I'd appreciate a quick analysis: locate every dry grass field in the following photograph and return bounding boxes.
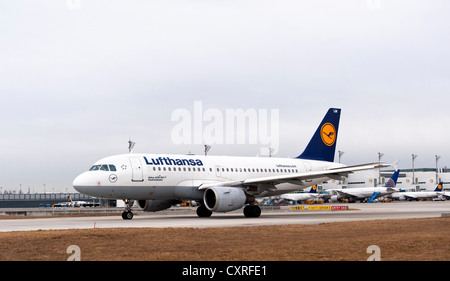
[1,217,449,261]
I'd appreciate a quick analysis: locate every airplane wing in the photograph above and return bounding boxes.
[402,194,419,200]
[386,187,399,193]
[442,192,450,200]
[333,189,362,199]
[198,162,392,195]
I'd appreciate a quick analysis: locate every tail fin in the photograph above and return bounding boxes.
[309,185,318,194]
[434,182,444,192]
[384,170,400,188]
[297,108,341,162]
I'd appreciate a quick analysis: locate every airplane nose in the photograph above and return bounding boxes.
[73,172,93,195]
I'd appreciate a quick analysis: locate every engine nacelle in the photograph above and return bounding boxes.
[137,199,177,212]
[330,195,339,202]
[203,187,247,212]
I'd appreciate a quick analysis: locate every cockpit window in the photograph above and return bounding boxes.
[89,165,101,171]
[100,165,109,171]
[89,164,117,171]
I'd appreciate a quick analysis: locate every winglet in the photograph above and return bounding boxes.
[390,160,400,171]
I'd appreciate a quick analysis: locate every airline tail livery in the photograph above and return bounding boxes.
[73,108,393,219]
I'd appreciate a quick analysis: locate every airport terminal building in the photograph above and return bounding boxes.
[0,193,111,209]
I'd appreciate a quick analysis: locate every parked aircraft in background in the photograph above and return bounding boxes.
[391,182,445,201]
[280,185,321,203]
[328,170,400,203]
[52,196,100,208]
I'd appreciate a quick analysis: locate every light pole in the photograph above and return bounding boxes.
[128,139,135,154]
[338,151,345,163]
[378,152,384,187]
[436,155,441,183]
[411,154,418,185]
[204,145,211,156]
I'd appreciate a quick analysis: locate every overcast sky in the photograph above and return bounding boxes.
[1,0,449,193]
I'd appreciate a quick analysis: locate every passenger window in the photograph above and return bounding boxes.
[109,165,117,171]
[100,165,109,171]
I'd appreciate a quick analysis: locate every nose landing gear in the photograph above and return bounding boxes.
[121,199,134,220]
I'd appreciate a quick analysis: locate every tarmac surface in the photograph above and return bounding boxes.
[1,201,449,232]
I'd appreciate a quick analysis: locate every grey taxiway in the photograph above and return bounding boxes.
[1,201,449,232]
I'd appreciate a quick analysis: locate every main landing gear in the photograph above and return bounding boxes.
[243,205,261,218]
[196,204,212,217]
[195,204,261,218]
[122,199,134,220]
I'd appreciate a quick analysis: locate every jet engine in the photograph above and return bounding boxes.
[203,187,247,212]
[330,195,339,202]
[137,199,178,212]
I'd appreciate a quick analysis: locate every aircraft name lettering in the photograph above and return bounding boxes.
[148,175,166,182]
[144,156,204,166]
[276,164,297,168]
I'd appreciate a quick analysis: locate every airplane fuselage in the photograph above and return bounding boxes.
[329,187,398,199]
[391,191,443,200]
[73,153,343,201]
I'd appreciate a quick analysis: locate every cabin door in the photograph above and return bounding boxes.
[130,157,144,182]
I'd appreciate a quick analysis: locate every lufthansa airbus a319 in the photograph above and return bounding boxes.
[73,108,395,220]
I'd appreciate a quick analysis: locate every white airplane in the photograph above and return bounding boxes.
[73,108,394,219]
[280,185,321,203]
[327,170,400,203]
[52,196,98,208]
[391,182,445,201]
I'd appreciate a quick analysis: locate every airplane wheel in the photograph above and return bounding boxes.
[244,205,261,218]
[122,211,134,220]
[196,205,212,217]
